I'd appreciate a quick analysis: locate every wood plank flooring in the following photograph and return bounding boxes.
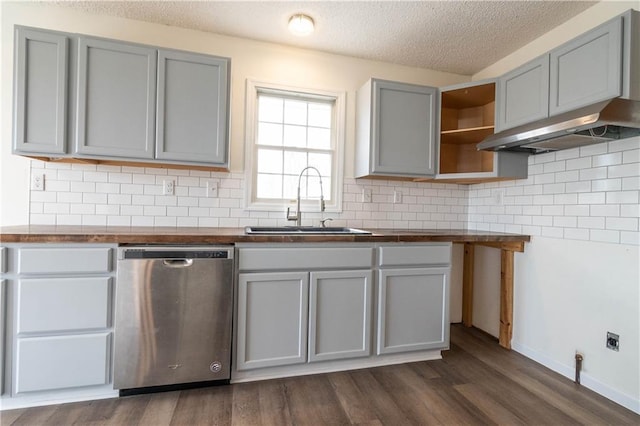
[3,325,639,425]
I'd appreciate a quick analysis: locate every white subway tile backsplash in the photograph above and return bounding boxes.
[27,139,639,245]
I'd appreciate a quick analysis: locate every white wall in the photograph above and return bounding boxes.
[471,1,640,413]
[0,1,468,227]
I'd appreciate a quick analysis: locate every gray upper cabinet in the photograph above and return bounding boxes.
[156,50,229,166]
[76,37,156,159]
[549,16,623,116]
[496,55,550,132]
[13,27,68,155]
[356,78,437,178]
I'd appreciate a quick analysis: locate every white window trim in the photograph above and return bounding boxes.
[244,78,345,213]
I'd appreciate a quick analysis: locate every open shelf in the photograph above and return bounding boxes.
[439,81,496,175]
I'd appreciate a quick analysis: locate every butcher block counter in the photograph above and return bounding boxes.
[1,226,528,349]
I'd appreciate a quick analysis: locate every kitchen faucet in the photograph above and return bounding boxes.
[286,166,325,226]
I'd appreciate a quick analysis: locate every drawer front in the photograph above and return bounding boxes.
[0,247,5,273]
[239,246,373,271]
[15,333,111,394]
[379,244,451,267]
[17,277,111,333]
[17,247,112,274]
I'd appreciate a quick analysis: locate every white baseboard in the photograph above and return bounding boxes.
[512,341,640,415]
[0,388,118,411]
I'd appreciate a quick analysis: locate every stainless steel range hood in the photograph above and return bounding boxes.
[478,98,640,154]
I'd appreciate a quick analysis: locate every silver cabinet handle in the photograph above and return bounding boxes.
[162,259,194,268]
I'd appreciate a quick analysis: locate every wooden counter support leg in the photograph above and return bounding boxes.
[499,249,515,349]
[462,243,475,327]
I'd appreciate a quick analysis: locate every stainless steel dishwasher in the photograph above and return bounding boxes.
[114,246,233,393]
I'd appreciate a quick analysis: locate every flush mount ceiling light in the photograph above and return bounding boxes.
[288,14,315,36]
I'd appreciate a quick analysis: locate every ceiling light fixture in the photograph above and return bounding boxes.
[288,14,315,36]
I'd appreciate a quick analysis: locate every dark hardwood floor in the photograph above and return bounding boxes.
[3,325,639,425]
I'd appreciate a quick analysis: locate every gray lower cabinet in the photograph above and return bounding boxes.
[1,244,115,398]
[236,272,309,371]
[13,27,68,155]
[549,15,623,115]
[308,270,372,362]
[377,268,449,354]
[356,78,437,178]
[496,55,550,132]
[156,50,229,166]
[76,37,156,159]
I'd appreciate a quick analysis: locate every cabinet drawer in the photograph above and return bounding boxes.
[0,247,5,273]
[17,247,112,274]
[15,333,111,394]
[17,277,111,333]
[379,244,451,267]
[239,246,373,271]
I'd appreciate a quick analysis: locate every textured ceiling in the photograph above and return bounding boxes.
[45,1,597,75]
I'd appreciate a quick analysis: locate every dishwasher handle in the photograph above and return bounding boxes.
[162,259,194,268]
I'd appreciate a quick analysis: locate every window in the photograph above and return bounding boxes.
[245,80,345,211]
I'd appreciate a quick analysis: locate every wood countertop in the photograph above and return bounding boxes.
[0,225,530,245]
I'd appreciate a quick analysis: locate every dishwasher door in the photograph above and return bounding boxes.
[114,246,233,390]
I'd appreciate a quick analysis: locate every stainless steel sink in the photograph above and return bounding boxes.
[245,226,371,235]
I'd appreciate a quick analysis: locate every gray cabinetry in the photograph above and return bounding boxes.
[549,16,623,115]
[1,244,115,399]
[496,55,550,132]
[12,26,231,169]
[76,37,156,159]
[156,50,229,166]
[377,268,449,354]
[377,244,450,355]
[236,271,309,371]
[494,10,638,132]
[308,270,372,362]
[356,79,437,178]
[13,27,68,155]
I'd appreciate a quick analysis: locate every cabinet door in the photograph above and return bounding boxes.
[377,268,449,355]
[496,55,549,132]
[549,17,623,116]
[236,272,308,371]
[156,50,229,165]
[13,27,68,155]
[76,37,156,159]
[14,333,111,394]
[308,270,372,362]
[372,80,437,176]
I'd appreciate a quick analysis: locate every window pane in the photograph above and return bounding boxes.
[256,173,282,199]
[283,175,299,200]
[308,152,332,176]
[258,122,283,146]
[308,103,331,128]
[257,149,283,174]
[283,125,306,148]
[284,150,307,175]
[306,176,322,199]
[307,127,331,149]
[258,96,283,123]
[284,99,307,125]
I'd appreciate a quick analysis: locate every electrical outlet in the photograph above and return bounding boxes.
[393,190,402,204]
[606,332,619,351]
[206,180,218,197]
[493,189,505,206]
[162,180,175,196]
[31,173,45,191]
[361,188,372,203]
